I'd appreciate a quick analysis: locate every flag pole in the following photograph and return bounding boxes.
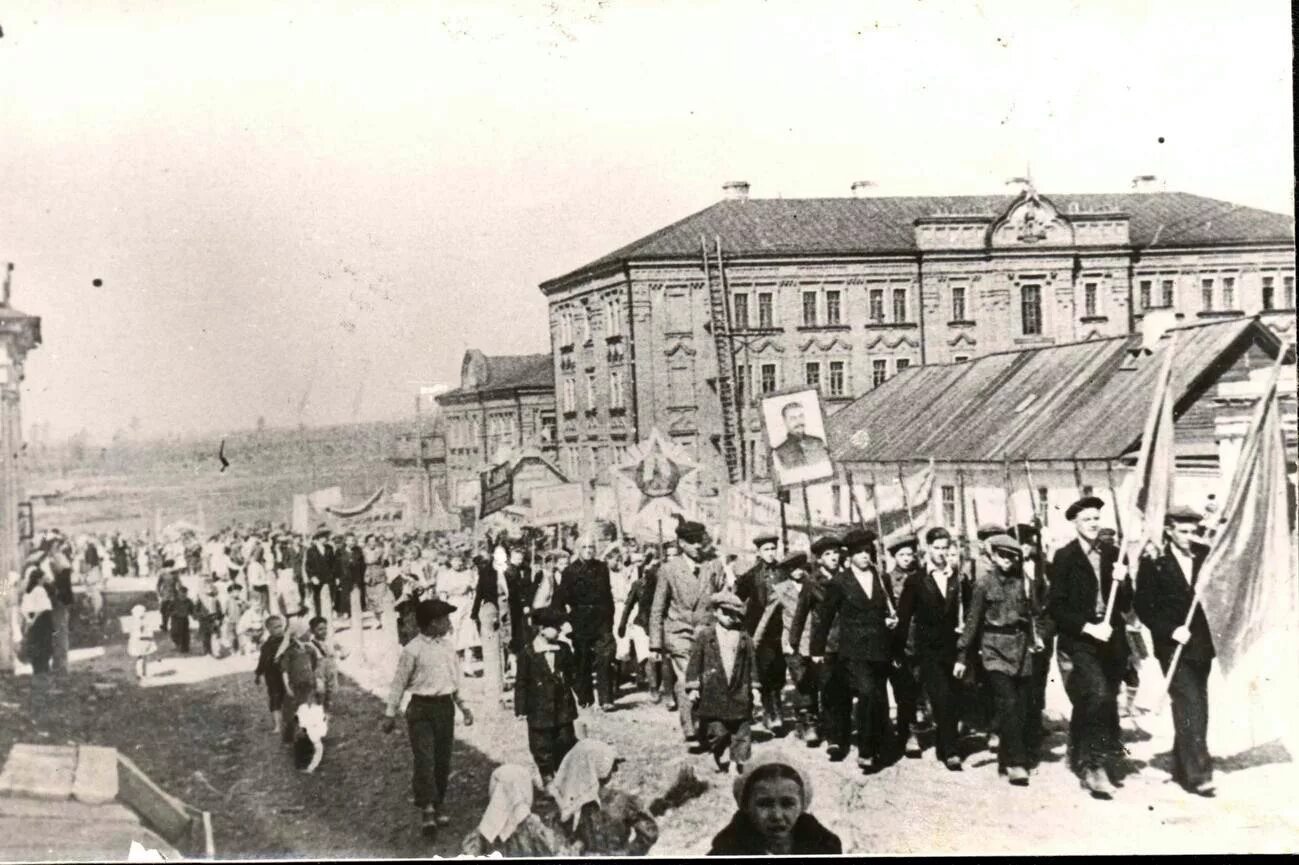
[1156,342,1289,701]
[1105,330,1180,623]
[955,468,969,631]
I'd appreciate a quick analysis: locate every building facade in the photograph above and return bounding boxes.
[538,184,1295,496]
[435,350,557,513]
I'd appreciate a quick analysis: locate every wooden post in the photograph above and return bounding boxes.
[800,485,812,538]
[778,494,789,550]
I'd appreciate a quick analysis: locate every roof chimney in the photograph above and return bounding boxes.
[1131,174,1158,191]
[722,181,750,201]
[850,180,877,197]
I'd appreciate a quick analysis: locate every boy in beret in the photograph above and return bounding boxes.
[788,536,845,750]
[736,534,787,733]
[514,605,580,784]
[686,591,761,773]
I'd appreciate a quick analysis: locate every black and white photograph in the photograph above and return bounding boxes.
[0,0,1295,860]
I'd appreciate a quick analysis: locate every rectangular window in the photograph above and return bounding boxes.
[563,378,575,412]
[1083,282,1098,317]
[952,286,967,321]
[829,360,845,396]
[760,363,777,394]
[804,361,821,389]
[585,373,597,409]
[825,290,842,325]
[1222,277,1235,310]
[869,289,885,322]
[732,293,749,329]
[872,359,887,387]
[540,411,556,443]
[606,297,622,337]
[665,291,689,333]
[588,447,599,479]
[1021,284,1042,335]
[735,365,750,404]
[1161,279,1175,307]
[1037,487,1049,523]
[1139,280,1152,310]
[667,366,693,405]
[1262,276,1275,311]
[895,358,911,374]
[892,288,908,323]
[559,312,572,346]
[831,483,842,518]
[802,291,818,327]
[1201,278,1214,311]
[757,292,774,328]
[1285,276,1296,308]
[609,370,623,408]
[941,485,957,527]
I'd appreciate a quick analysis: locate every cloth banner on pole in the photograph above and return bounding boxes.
[531,482,586,526]
[852,462,934,546]
[324,488,385,518]
[1125,333,1179,556]
[479,463,514,519]
[307,486,343,511]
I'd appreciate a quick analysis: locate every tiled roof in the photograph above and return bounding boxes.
[438,353,553,401]
[826,317,1283,465]
[541,192,1295,290]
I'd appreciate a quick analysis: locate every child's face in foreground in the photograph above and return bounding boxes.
[266,619,285,638]
[312,622,328,641]
[745,777,804,844]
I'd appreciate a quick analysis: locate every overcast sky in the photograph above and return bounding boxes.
[1,0,1292,443]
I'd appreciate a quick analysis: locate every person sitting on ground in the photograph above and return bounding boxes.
[515,606,581,785]
[254,615,288,735]
[127,604,158,680]
[707,751,842,855]
[686,591,761,775]
[550,739,658,856]
[460,764,578,857]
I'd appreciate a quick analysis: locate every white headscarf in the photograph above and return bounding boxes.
[732,748,814,809]
[552,740,618,829]
[477,764,535,844]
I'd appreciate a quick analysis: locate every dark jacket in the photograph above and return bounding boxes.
[686,624,757,721]
[1134,545,1214,663]
[736,559,784,651]
[514,642,579,729]
[305,543,336,586]
[788,568,837,655]
[343,546,366,587]
[556,558,615,641]
[255,635,286,695]
[617,572,656,636]
[708,811,842,856]
[957,565,1034,677]
[809,565,894,663]
[1048,538,1131,666]
[897,566,961,664]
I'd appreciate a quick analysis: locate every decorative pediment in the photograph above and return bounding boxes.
[948,332,978,348]
[990,191,1075,248]
[1081,329,1105,341]
[799,336,854,353]
[747,338,785,354]
[864,333,921,350]
[663,340,696,358]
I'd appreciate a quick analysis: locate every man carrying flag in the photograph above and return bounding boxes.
[1134,506,1215,796]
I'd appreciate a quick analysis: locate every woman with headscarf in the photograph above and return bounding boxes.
[460,765,577,857]
[276,616,319,745]
[707,750,842,855]
[550,740,658,856]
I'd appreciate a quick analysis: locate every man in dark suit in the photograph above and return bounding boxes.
[735,534,787,732]
[810,528,898,773]
[304,528,336,619]
[1134,506,1216,797]
[788,536,843,750]
[771,401,830,474]
[1048,496,1132,800]
[556,535,617,710]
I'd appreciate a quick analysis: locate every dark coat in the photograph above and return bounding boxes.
[617,572,655,636]
[708,811,842,856]
[957,566,1035,677]
[514,642,579,730]
[686,624,757,721]
[809,565,894,663]
[254,635,287,695]
[736,559,784,650]
[1135,545,1214,663]
[1048,538,1131,666]
[471,562,531,651]
[304,543,337,587]
[788,568,837,655]
[343,546,366,587]
[897,566,961,664]
[556,558,615,642]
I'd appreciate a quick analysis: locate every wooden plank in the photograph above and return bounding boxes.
[0,744,77,800]
[0,795,139,824]
[115,753,194,844]
[72,745,119,805]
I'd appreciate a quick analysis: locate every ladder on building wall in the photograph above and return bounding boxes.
[702,235,742,484]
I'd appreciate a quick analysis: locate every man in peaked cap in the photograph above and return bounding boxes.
[1133,505,1216,797]
[735,534,787,732]
[650,519,728,742]
[1049,495,1132,800]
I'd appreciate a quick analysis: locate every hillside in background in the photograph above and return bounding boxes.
[25,420,415,536]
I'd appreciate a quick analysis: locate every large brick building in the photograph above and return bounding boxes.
[538,183,1295,494]
[435,350,557,512]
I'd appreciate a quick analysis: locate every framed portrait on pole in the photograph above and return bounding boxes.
[760,386,834,490]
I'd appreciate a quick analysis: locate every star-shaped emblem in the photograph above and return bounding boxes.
[619,436,695,511]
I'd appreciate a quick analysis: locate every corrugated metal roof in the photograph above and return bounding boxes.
[438,353,554,401]
[827,317,1282,465]
[542,192,1296,289]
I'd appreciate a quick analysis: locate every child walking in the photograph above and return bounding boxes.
[685,591,761,775]
[127,604,157,680]
[254,615,288,736]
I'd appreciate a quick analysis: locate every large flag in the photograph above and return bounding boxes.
[848,462,934,547]
[1194,361,1298,750]
[1125,331,1179,555]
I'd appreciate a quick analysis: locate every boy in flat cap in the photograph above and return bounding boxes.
[955,534,1037,785]
[788,536,846,750]
[1049,496,1132,800]
[755,551,816,740]
[1134,505,1216,796]
[650,520,728,743]
[686,591,761,773]
[736,534,787,733]
[514,605,580,784]
[384,598,476,836]
[886,532,926,758]
[810,528,897,772]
